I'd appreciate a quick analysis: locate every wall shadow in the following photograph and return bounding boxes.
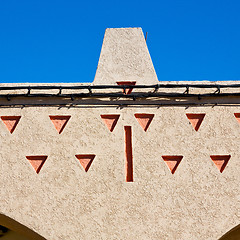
[219,224,240,240]
[0,214,46,240]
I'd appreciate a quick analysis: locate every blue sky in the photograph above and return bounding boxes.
[0,0,239,83]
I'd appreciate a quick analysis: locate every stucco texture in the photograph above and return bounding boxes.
[0,101,239,240]
[0,28,239,240]
[93,28,158,85]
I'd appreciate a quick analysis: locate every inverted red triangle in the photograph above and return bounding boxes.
[162,155,183,174]
[134,113,154,132]
[26,155,48,174]
[210,155,231,173]
[186,113,205,131]
[75,154,95,172]
[1,116,21,134]
[49,115,71,134]
[234,113,240,124]
[116,81,136,95]
[101,114,120,132]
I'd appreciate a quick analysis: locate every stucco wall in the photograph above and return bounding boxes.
[93,27,158,85]
[0,28,239,240]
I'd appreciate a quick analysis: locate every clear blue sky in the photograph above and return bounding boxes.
[0,0,239,83]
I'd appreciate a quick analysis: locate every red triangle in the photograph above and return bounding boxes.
[101,114,120,132]
[134,113,154,131]
[210,155,231,173]
[26,155,48,174]
[75,154,95,172]
[162,156,183,174]
[186,113,205,131]
[1,116,21,134]
[49,115,71,134]
[234,113,240,124]
[116,81,136,94]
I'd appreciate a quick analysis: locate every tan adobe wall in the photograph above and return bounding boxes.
[0,28,239,240]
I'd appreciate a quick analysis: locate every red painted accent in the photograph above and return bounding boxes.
[210,155,231,173]
[101,114,120,132]
[49,115,71,134]
[234,113,240,124]
[1,116,21,134]
[162,155,183,174]
[186,113,205,131]
[134,113,154,132]
[26,155,48,174]
[75,154,95,172]
[125,126,133,182]
[116,81,136,94]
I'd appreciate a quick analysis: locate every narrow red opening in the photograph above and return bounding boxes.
[124,126,133,182]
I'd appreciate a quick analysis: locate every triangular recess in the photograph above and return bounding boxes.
[1,116,21,134]
[75,154,95,172]
[49,115,71,134]
[162,156,183,174]
[234,113,240,124]
[116,81,136,95]
[26,155,48,174]
[101,114,120,132]
[186,113,205,131]
[134,113,154,132]
[210,155,231,173]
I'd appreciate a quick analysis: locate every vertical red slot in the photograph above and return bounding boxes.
[125,126,133,182]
